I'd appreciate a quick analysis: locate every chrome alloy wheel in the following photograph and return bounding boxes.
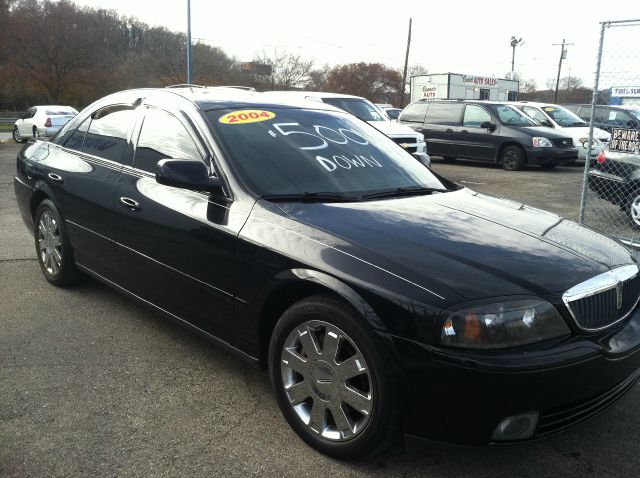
[38,210,63,274]
[280,320,373,442]
[631,195,640,226]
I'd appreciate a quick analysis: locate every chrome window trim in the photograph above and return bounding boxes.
[562,264,640,332]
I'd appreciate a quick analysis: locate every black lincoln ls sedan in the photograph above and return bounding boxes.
[13,86,640,460]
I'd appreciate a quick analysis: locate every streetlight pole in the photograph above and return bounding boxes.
[510,36,523,80]
[186,0,192,84]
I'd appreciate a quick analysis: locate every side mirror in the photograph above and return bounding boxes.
[156,159,227,199]
[481,121,497,132]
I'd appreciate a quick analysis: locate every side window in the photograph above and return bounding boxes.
[578,106,593,121]
[61,116,91,151]
[424,103,464,126]
[134,108,202,173]
[522,106,550,126]
[83,107,137,163]
[399,102,429,123]
[462,105,492,128]
[26,107,36,119]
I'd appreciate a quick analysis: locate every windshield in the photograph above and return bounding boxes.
[628,109,640,122]
[542,105,586,127]
[320,98,387,122]
[486,105,537,126]
[385,109,401,120]
[207,107,446,198]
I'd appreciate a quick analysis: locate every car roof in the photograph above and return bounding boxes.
[33,105,77,110]
[563,103,640,112]
[85,86,347,114]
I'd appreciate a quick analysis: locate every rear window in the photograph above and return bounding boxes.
[399,103,429,123]
[45,109,77,116]
[424,103,463,126]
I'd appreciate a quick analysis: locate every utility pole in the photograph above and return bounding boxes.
[553,39,573,102]
[186,0,192,84]
[400,18,412,108]
[510,36,524,79]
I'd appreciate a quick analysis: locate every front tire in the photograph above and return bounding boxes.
[34,200,81,287]
[500,145,526,171]
[269,294,400,460]
[627,191,640,230]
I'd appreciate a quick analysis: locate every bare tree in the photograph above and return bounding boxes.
[326,62,403,104]
[252,50,314,90]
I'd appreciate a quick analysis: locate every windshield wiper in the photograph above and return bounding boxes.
[260,192,358,202]
[361,186,449,200]
[569,121,588,127]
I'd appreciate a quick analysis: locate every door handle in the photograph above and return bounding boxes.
[461,130,469,134]
[119,197,141,211]
[48,173,64,183]
[445,129,454,133]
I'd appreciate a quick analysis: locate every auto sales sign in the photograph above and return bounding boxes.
[610,128,640,154]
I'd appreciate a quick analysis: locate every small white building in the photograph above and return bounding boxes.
[410,73,519,103]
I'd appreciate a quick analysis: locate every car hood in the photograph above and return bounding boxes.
[367,120,419,137]
[559,126,611,141]
[519,126,579,139]
[276,189,635,301]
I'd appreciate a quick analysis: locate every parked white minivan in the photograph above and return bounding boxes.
[511,102,610,161]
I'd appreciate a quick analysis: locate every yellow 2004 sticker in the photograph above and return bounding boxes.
[219,110,275,124]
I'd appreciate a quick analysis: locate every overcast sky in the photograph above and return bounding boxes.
[77,0,640,89]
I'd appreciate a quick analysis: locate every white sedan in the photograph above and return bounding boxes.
[13,105,78,142]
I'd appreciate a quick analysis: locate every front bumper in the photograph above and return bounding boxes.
[390,307,640,447]
[526,147,579,165]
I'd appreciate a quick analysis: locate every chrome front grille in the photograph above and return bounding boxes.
[562,264,640,331]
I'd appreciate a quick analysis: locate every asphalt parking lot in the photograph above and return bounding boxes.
[1,142,639,477]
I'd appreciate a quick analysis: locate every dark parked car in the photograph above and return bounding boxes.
[399,100,579,170]
[588,149,640,227]
[564,104,640,134]
[13,87,640,459]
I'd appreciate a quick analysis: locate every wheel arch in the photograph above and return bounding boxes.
[256,269,386,368]
[30,182,57,220]
[496,141,527,165]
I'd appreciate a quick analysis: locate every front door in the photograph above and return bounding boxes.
[456,104,499,160]
[114,106,238,341]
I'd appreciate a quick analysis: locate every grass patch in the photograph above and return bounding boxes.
[0,123,14,131]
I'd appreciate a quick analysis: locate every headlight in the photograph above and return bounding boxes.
[440,299,570,349]
[532,137,553,148]
[417,133,425,143]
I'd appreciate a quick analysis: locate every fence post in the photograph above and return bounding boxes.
[579,21,607,225]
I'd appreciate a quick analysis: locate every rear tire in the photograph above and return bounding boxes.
[268,294,401,460]
[500,145,526,171]
[13,126,26,143]
[34,200,81,287]
[33,127,40,139]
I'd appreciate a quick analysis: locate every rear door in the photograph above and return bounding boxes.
[46,104,139,276]
[114,106,236,340]
[421,102,463,156]
[456,104,499,160]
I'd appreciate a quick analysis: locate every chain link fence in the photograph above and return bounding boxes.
[579,19,640,247]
